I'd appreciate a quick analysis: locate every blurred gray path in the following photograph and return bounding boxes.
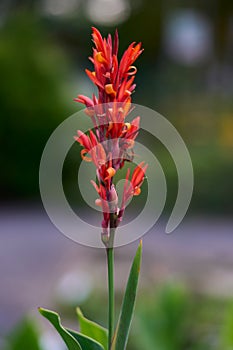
[0,203,233,334]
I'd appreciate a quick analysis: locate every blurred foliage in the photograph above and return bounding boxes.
[75,283,233,350]
[0,12,74,198]
[0,1,232,214]
[4,284,233,350]
[131,285,191,350]
[221,301,233,349]
[3,318,41,350]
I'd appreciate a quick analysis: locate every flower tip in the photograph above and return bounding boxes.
[95,199,102,207]
[91,26,97,32]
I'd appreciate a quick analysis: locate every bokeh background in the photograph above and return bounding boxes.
[0,0,233,349]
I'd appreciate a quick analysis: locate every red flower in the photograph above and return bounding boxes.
[118,162,148,222]
[74,28,147,241]
[83,27,143,104]
[74,27,143,138]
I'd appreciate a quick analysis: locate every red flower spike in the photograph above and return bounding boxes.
[74,28,147,241]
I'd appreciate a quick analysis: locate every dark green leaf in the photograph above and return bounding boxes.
[76,307,108,350]
[38,308,82,350]
[111,240,142,350]
[67,329,105,350]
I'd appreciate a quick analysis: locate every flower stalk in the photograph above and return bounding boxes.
[107,245,115,349]
[106,214,116,348]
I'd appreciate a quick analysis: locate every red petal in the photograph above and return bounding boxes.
[85,69,104,89]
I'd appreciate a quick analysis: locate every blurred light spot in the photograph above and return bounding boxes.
[85,0,130,25]
[40,331,66,350]
[56,271,93,304]
[219,116,233,148]
[42,0,80,16]
[163,9,213,65]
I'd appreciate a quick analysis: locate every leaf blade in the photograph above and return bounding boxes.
[76,308,108,350]
[111,240,142,350]
[38,307,82,350]
[67,328,105,350]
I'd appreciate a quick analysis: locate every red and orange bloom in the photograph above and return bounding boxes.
[74,27,147,243]
[118,162,148,222]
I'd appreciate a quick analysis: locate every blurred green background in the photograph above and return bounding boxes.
[4,282,233,350]
[0,0,233,349]
[0,0,232,212]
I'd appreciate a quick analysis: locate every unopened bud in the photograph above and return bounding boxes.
[109,184,118,202]
[101,228,110,245]
[109,185,118,211]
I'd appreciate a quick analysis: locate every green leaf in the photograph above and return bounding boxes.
[111,240,142,350]
[38,308,82,350]
[221,302,233,348]
[6,318,41,350]
[76,307,108,350]
[67,329,105,350]
[39,307,105,350]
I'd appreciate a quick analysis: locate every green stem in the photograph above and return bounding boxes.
[107,245,114,349]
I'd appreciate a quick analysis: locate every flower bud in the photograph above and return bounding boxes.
[109,185,118,209]
[101,227,110,246]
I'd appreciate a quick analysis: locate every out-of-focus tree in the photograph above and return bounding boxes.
[0,12,72,198]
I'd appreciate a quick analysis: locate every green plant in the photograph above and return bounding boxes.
[3,318,41,350]
[39,27,145,350]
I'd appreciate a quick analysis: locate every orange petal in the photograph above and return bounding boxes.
[105,167,116,180]
[133,187,141,196]
[81,149,92,162]
[95,52,107,64]
[108,122,113,131]
[97,143,107,164]
[127,66,137,75]
[105,84,116,96]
